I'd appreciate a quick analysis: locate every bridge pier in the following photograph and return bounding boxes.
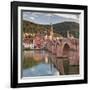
[56,44,63,58]
[69,50,79,65]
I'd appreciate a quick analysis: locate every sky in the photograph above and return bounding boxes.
[22,11,80,25]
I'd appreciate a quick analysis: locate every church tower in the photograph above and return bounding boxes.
[67,31,70,38]
[49,23,54,40]
[50,23,54,36]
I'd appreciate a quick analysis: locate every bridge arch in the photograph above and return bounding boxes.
[62,43,70,57]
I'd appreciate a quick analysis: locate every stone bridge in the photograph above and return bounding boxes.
[46,38,79,65]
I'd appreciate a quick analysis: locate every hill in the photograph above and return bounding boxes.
[22,20,79,38]
[53,22,79,38]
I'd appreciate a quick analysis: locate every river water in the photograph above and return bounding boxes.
[22,50,79,77]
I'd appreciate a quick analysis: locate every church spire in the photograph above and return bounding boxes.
[50,23,53,31]
[50,23,53,37]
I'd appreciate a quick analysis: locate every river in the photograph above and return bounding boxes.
[22,50,79,77]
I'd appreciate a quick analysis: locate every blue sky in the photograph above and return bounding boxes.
[23,11,79,25]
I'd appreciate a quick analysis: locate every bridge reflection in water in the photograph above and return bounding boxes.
[22,50,79,77]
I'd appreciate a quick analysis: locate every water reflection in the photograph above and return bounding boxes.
[22,50,59,77]
[22,50,79,77]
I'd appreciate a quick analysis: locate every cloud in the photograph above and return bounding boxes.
[29,16,35,20]
[50,13,79,23]
[22,11,79,24]
[23,12,36,21]
[45,13,52,16]
[55,13,79,21]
